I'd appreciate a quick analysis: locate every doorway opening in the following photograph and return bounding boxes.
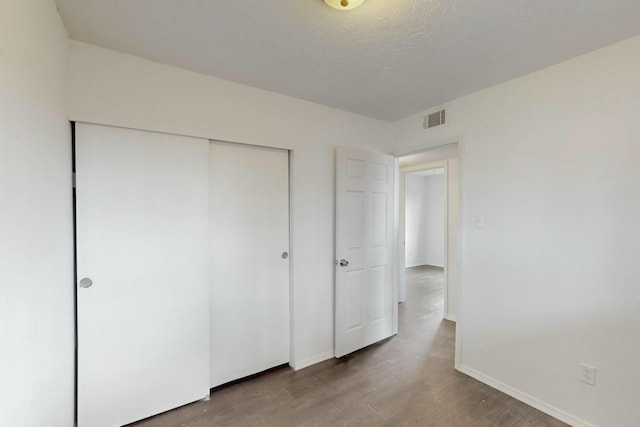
[404,166,446,319]
[396,142,460,328]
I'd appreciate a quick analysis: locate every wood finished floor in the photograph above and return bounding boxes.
[133,266,567,427]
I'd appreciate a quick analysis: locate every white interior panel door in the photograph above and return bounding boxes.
[335,146,395,358]
[209,141,290,388]
[76,123,210,427]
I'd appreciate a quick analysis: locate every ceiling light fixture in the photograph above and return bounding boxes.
[324,0,366,11]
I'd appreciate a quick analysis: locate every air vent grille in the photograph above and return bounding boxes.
[424,109,446,129]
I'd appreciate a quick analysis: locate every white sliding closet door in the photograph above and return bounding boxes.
[209,141,290,388]
[76,123,210,427]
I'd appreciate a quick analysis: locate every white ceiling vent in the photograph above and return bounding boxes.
[423,109,446,129]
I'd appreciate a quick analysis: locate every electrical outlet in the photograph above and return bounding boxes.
[580,363,596,386]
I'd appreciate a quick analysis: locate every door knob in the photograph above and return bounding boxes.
[79,278,93,288]
[282,252,289,259]
[339,259,349,267]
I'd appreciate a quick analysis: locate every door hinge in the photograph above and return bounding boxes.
[72,172,76,188]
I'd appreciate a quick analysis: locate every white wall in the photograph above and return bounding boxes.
[404,173,444,268]
[0,1,73,426]
[392,34,640,427]
[67,41,393,369]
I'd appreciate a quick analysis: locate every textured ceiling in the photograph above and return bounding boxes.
[55,0,640,121]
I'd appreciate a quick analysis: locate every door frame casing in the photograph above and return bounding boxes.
[394,137,464,370]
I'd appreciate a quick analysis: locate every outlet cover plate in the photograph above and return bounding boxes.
[580,363,596,386]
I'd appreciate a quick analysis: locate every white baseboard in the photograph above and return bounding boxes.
[290,351,334,371]
[457,365,595,427]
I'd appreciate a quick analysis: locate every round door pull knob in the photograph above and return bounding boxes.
[339,259,349,267]
[282,252,289,259]
[79,278,93,288]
